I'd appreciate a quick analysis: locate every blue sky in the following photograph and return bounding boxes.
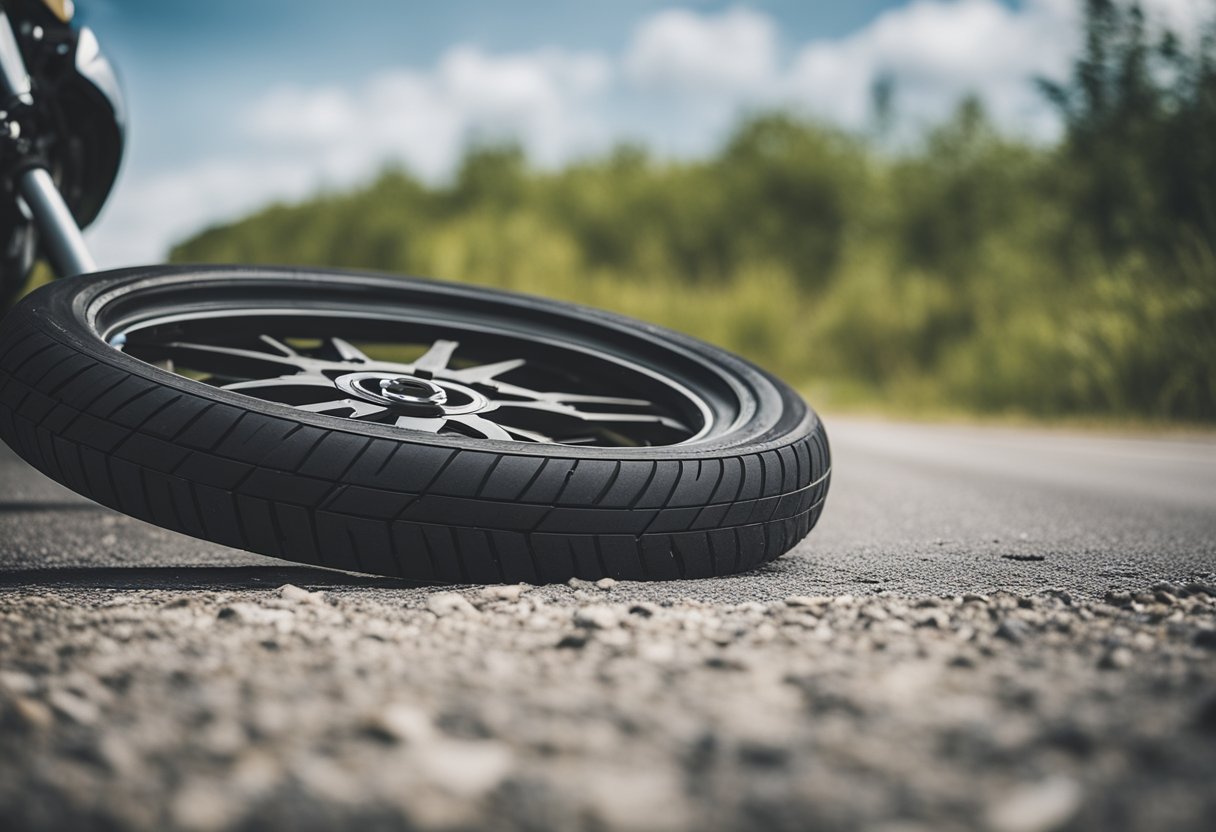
[73,0,1206,267]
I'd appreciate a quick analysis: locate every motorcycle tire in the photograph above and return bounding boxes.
[0,266,830,583]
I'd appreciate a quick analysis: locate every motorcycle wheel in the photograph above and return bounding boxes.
[0,266,830,583]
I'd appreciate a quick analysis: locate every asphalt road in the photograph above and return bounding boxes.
[1,417,1214,597]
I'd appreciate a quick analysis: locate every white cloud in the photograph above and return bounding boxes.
[624,7,778,95]
[1141,0,1215,37]
[88,46,612,266]
[247,46,612,180]
[84,0,1215,268]
[785,0,1081,134]
[86,158,318,267]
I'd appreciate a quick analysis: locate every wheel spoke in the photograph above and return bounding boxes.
[490,380,651,408]
[501,425,556,443]
[446,414,515,441]
[331,337,369,363]
[413,339,459,373]
[491,400,689,432]
[298,399,387,419]
[394,415,446,433]
[220,373,335,392]
[258,335,299,357]
[545,392,652,407]
[450,358,525,383]
[159,341,311,375]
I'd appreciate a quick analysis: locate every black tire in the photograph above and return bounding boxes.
[0,266,830,583]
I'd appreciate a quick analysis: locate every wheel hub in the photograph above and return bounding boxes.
[333,371,489,417]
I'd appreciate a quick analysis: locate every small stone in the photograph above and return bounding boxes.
[916,611,950,629]
[425,739,513,799]
[216,606,239,620]
[278,584,323,603]
[595,578,618,590]
[629,603,657,618]
[638,641,677,663]
[986,777,1081,832]
[962,593,989,605]
[427,592,478,617]
[784,596,825,609]
[48,689,99,725]
[996,619,1030,644]
[1098,647,1133,670]
[0,670,37,695]
[574,605,620,629]
[557,632,588,649]
[582,767,691,832]
[171,780,237,832]
[1046,590,1073,606]
[737,739,789,768]
[1193,629,1216,650]
[364,703,435,744]
[704,654,748,671]
[96,734,141,776]
[6,695,52,730]
[480,584,524,603]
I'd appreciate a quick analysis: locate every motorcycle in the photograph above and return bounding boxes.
[0,0,830,583]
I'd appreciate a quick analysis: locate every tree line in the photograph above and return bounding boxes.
[172,1,1216,421]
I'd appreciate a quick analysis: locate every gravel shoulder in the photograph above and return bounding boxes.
[2,580,1216,831]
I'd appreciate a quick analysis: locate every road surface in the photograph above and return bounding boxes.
[2,418,1214,597]
[2,418,1215,832]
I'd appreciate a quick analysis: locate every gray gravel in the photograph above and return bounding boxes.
[3,582,1216,831]
[2,419,1216,830]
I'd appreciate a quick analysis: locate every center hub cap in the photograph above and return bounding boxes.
[380,376,447,410]
[333,371,489,417]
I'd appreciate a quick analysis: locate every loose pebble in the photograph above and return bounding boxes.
[574,605,620,630]
[426,592,478,617]
[1098,647,1134,670]
[277,584,324,604]
[986,777,1081,832]
[6,696,53,731]
[480,584,526,603]
[363,702,435,744]
[996,618,1031,644]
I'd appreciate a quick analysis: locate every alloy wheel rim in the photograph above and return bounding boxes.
[111,310,714,448]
